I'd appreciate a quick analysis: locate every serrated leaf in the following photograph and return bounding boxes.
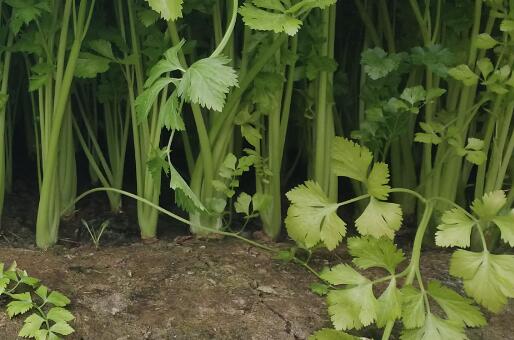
[401,86,426,105]
[161,91,185,131]
[401,313,467,340]
[285,181,346,250]
[320,264,368,286]
[347,236,405,273]
[401,286,426,329]
[435,209,475,248]
[366,162,391,200]
[471,190,506,220]
[145,0,183,21]
[49,321,74,335]
[19,313,45,338]
[327,284,377,330]
[331,137,372,182]
[235,192,252,215]
[427,280,486,327]
[177,56,238,112]
[239,4,302,36]
[493,214,514,247]
[475,33,499,49]
[309,328,358,340]
[7,300,33,318]
[47,307,75,323]
[376,278,402,327]
[450,250,514,312]
[355,198,403,239]
[47,291,70,307]
[448,64,479,86]
[500,19,514,32]
[361,48,402,80]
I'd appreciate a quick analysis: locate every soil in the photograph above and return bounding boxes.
[0,184,513,339]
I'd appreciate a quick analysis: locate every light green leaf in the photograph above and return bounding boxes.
[471,190,506,220]
[327,284,377,330]
[426,88,447,102]
[34,329,48,340]
[401,313,467,340]
[47,307,75,323]
[477,58,494,79]
[376,278,402,327]
[320,264,368,286]
[347,236,405,273]
[36,285,48,300]
[355,198,403,239]
[19,313,45,338]
[47,291,70,307]
[160,91,185,131]
[401,86,426,105]
[435,208,475,248]
[331,137,372,182]
[450,250,514,312]
[493,214,514,247]
[500,19,514,32]
[448,64,479,86]
[235,193,252,215]
[401,286,426,329]
[309,328,358,340]
[177,56,238,112]
[285,181,346,250]
[366,162,391,200]
[7,300,33,318]
[427,280,486,327]
[253,0,285,11]
[145,0,183,21]
[239,4,302,36]
[49,321,74,336]
[475,33,499,49]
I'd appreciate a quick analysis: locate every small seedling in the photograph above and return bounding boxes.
[81,219,110,249]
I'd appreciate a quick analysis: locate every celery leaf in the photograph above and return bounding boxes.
[355,198,403,239]
[331,137,372,182]
[285,181,346,250]
[450,250,514,312]
[435,208,475,248]
[347,236,405,273]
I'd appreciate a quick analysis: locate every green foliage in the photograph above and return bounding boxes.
[145,0,183,21]
[0,262,75,339]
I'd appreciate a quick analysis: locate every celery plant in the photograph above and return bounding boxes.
[10,0,97,248]
[284,136,514,338]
